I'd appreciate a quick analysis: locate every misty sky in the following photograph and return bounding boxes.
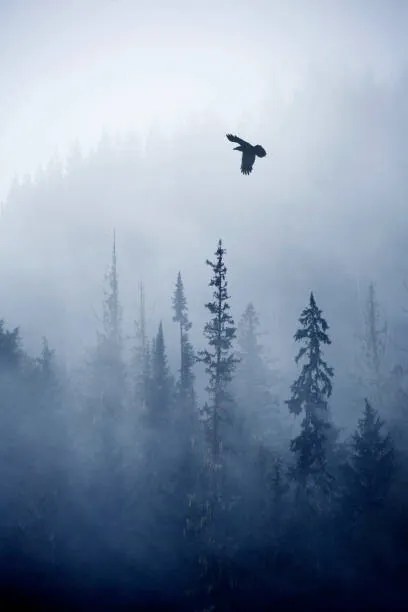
[1,0,407,203]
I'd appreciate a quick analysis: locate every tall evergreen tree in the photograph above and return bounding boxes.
[286,292,334,498]
[35,337,62,414]
[86,231,126,506]
[172,271,195,406]
[0,319,21,369]
[188,241,240,608]
[95,230,125,415]
[361,282,387,408]
[132,282,150,412]
[198,239,238,465]
[149,322,173,424]
[343,399,394,514]
[37,337,56,382]
[235,302,280,446]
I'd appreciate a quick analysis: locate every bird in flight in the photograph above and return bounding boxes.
[226,134,266,175]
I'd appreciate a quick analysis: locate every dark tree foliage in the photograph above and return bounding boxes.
[198,239,238,464]
[187,240,242,609]
[149,321,173,424]
[172,271,195,407]
[0,319,21,369]
[287,292,335,497]
[343,399,395,514]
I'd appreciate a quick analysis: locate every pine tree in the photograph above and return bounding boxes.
[37,337,56,381]
[0,319,21,369]
[132,282,150,411]
[149,322,173,424]
[198,239,238,464]
[343,399,394,514]
[235,303,280,446]
[35,337,61,410]
[172,272,195,406]
[95,230,125,415]
[361,282,387,408]
[286,292,334,497]
[86,231,126,500]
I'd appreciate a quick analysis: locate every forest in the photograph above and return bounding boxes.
[0,98,408,612]
[0,133,407,610]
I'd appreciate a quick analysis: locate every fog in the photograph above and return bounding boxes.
[0,1,408,609]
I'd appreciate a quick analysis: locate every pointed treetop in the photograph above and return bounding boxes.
[287,292,334,415]
[172,272,191,330]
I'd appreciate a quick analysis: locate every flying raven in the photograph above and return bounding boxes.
[226,134,266,175]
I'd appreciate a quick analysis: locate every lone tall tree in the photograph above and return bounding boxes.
[87,232,126,516]
[287,292,334,497]
[94,230,125,417]
[172,272,195,407]
[198,240,238,464]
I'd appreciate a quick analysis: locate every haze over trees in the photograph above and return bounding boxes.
[0,151,407,607]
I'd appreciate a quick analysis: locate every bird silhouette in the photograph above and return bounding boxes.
[226,134,266,175]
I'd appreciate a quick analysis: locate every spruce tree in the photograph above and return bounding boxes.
[0,319,21,369]
[235,303,280,446]
[132,282,150,411]
[37,337,56,382]
[149,321,173,424]
[87,231,126,512]
[343,399,394,514]
[172,271,195,406]
[189,240,240,606]
[198,239,238,464]
[286,292,334,497]
[94,230,125,416]
[361,282,387,408]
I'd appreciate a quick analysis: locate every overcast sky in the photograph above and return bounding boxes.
[1,0,407,203]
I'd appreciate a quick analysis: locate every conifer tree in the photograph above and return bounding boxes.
[0,319,21,369]
[235,303,280,444]
[198,239,238,464]
[35,337,61,412]
[343,399,394,514]
[361,282,387,408]
[172,272,195,406]
[88,231,126,501]
[286,292,334,497]
[95,230,125,415]
[149,322,173,424]
[132,282,150,411]
[37,337,56,382]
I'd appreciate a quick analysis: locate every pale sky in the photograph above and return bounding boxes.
[1,0,407,202]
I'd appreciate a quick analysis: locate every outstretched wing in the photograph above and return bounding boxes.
[241,150,256,175]
[226,133,250,147]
